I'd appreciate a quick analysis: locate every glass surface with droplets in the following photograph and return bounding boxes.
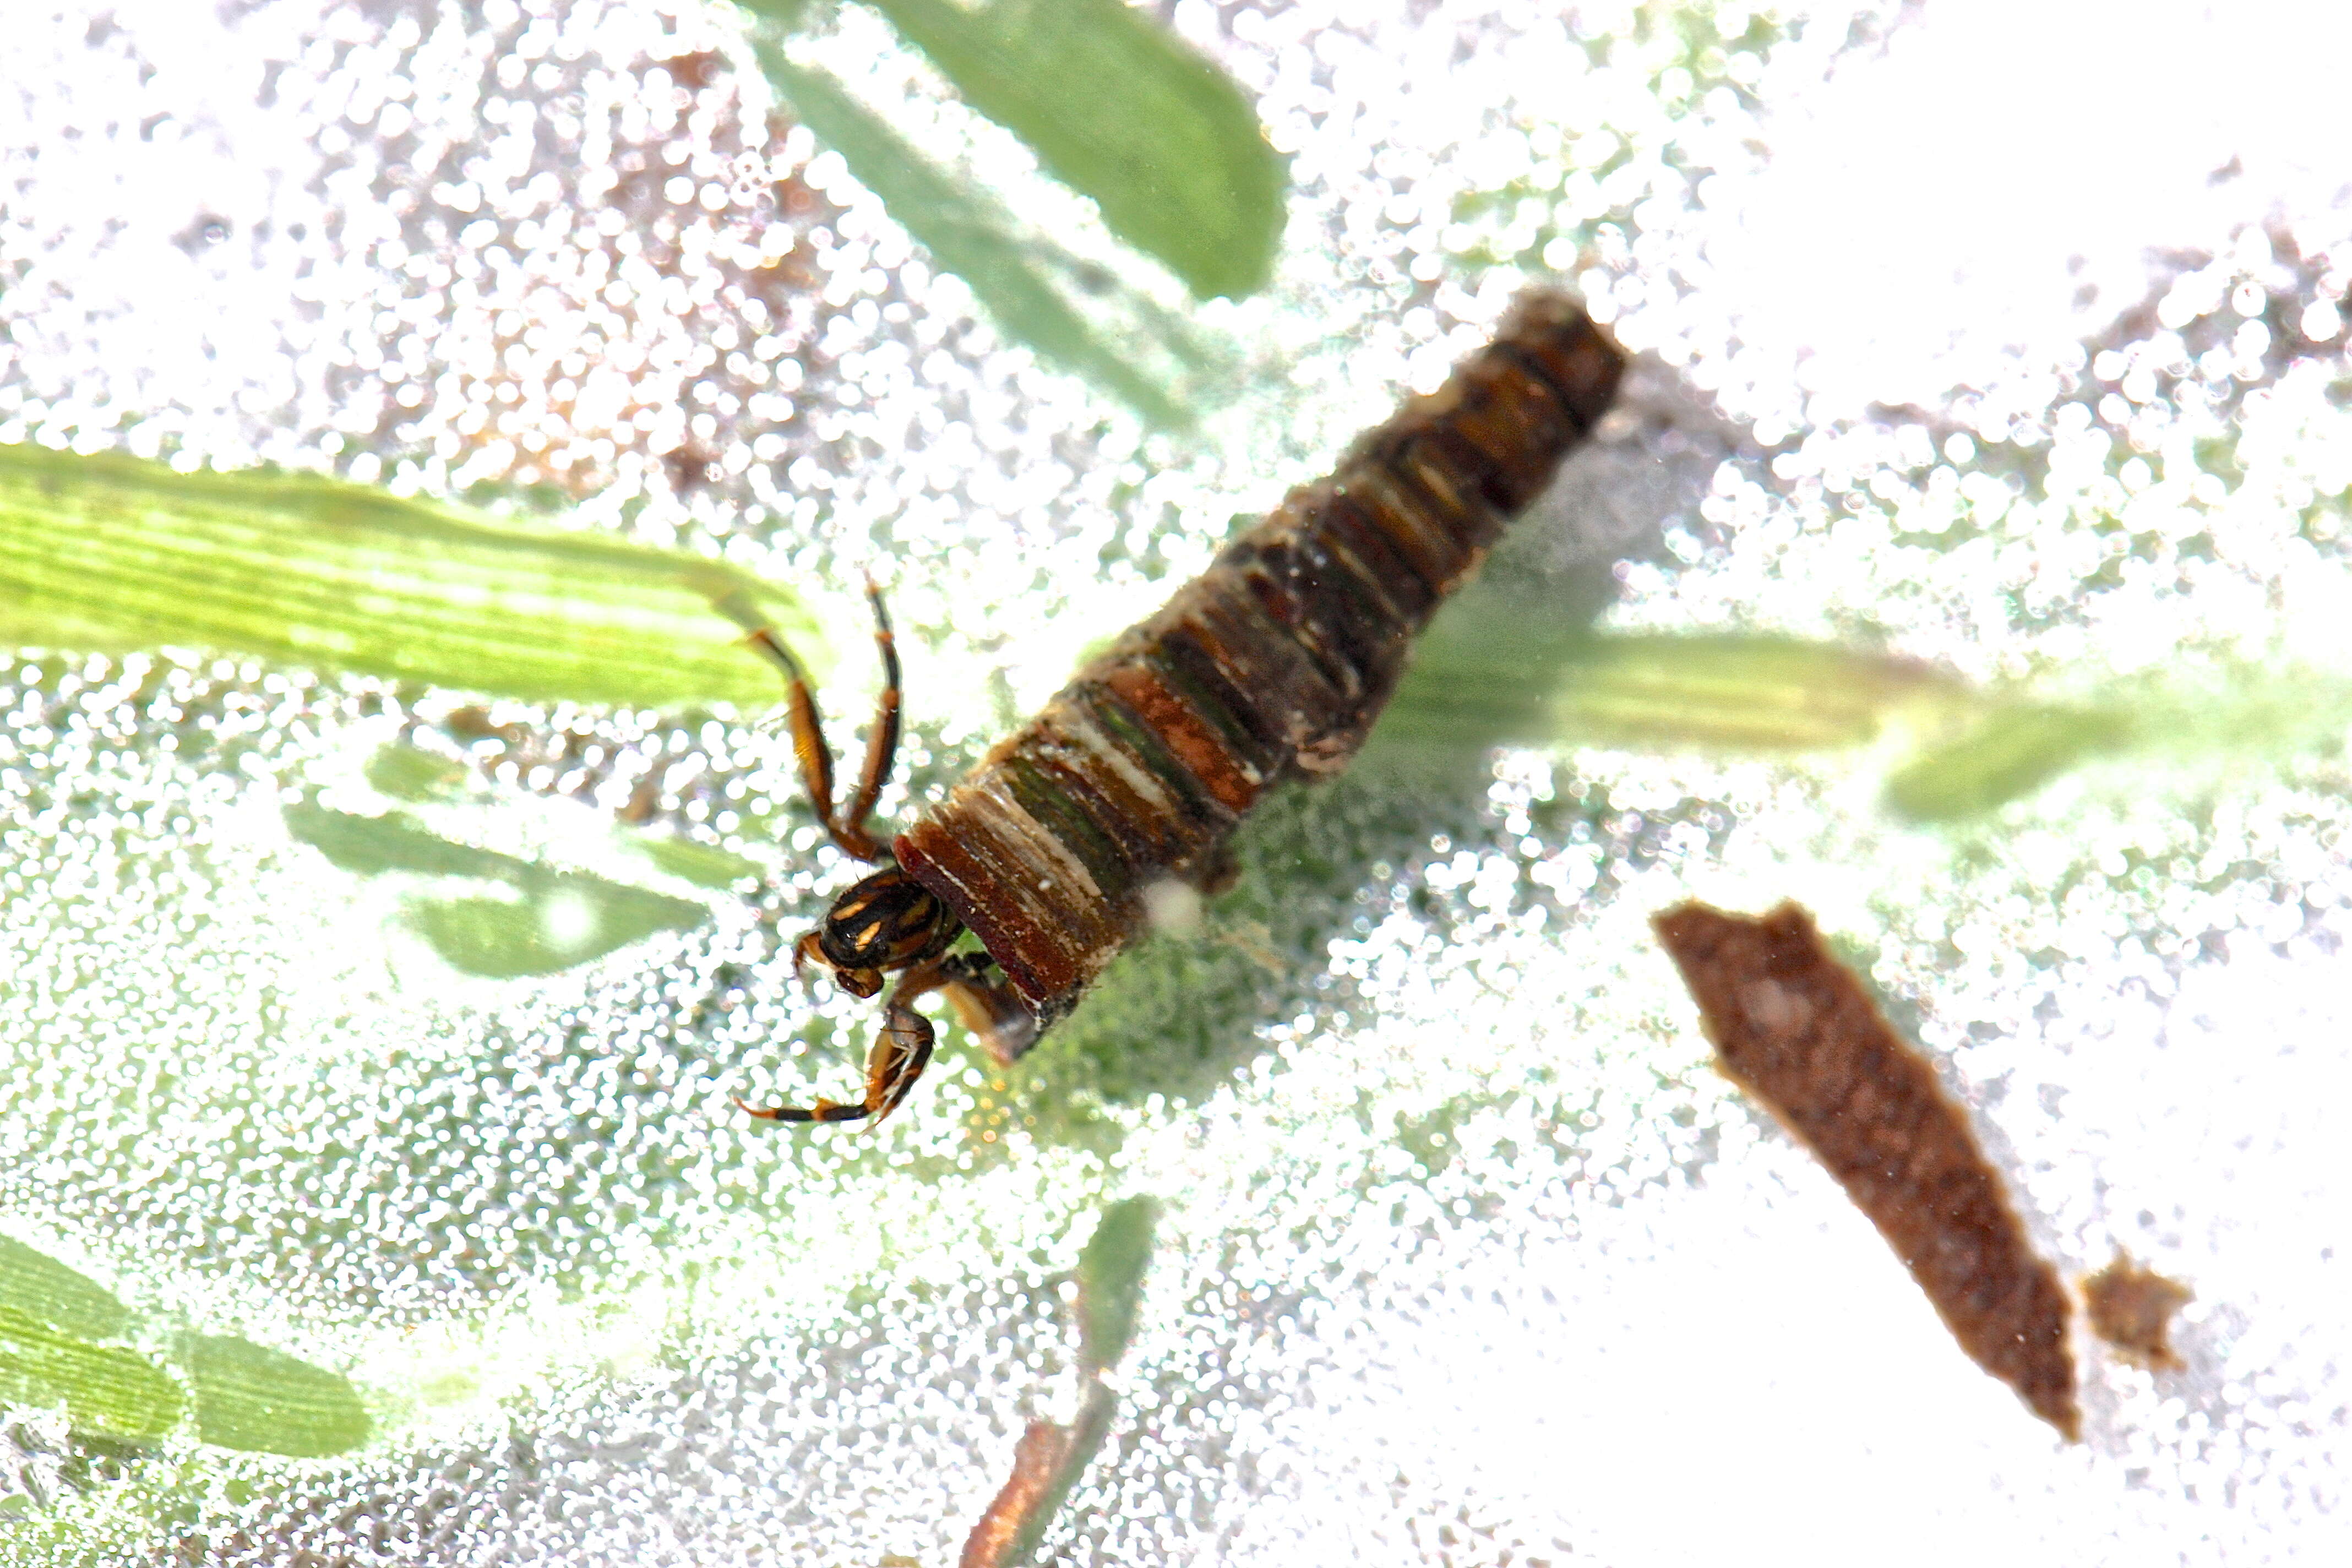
[3,0,2351,1562]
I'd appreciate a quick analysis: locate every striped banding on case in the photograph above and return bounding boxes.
[897,293,1625,1036]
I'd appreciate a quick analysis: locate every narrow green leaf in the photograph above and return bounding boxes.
[1885,703,2136,823]
[0,1237,133,1343]
[741,35,1188,428]
[363,742,472,804]
[859,0,1285,300]
[1378,596,1963,756]
[284,802,526,881]
[403,883,709,978]
[630,832,765,890]
[1074,1195,1158,1376]
[0,1305,183,1444]
[184,1333,371,1458]
[1547,634,1963,750]
[283,801,712,977]
[0,443,820,709]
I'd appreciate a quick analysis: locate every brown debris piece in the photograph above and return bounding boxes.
[661,440,720,494]
[659,50,727,91]
[2082,1252,2193,1371]
[959,1386,1115,1568]
[961,1420,1074,1568]
[1652,900,2081,1439]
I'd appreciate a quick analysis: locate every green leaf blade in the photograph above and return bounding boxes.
[1884,703,2136,823]
[0,444,820,709]
[0,1237,134,1343]
[0,1305,183,1445]
[1075,1195,1158,1375]
[1377,590,1964,758]
[184,1334,371,1458]
[282,801,713,977]
[863,0,1286,301]
[744,36,1189,427]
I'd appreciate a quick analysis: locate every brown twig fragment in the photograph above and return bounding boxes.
[1652,900,2081,1439]
[961,1419,1076,1568]
[2082,1251,2193,1371]
[960,1200,1157,1566]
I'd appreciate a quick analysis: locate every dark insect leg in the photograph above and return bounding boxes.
[832,580,903,862]
[861,988,938,1125]
[733,1095,869,1124]
[716,589,896,864]
[731,613,852,861]
[735,961,945,1127]
[936,951,1041,1065]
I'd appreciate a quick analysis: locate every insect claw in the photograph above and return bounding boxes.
[791,930,826,992]
[732,1094,870,1124]
[863,998,938,1126]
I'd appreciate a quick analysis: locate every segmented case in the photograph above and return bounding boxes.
[893,292,1625,1039]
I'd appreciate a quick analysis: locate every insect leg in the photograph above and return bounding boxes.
[861,983,938,1125]
[723,608,856,865]
[936,951,1041,1064]
[715,587,901,865]
[830,580,902,862]
[734,961,944,1128]
[732,1095,869,1124]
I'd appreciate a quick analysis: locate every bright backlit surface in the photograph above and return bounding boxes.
[4,1,2352,1562]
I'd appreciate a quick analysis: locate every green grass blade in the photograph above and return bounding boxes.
[0,1238,133,1343]
[283,801,712,977]
[629,832,764,890]
[402,883,710,978]
[1074,1196,1158,1376]
[1376,591,1962,758]
[363,743,472,803]
[1544,634,1961,750]
[0,444,820,709]
[742,34,1189,428]
[284,802,526,881]
[860,0,1285,301]
[0,1306,183,1445]
[1884,703,2136,823]
[183,1334,371,1458]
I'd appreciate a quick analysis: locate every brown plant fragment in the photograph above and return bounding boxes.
[659,50,727,91]
[959,1386,1116,1568]
[1652,900,2081,1439]
[959,1200,1153,1566]
[2082,1252,2193,1371]
[961,1420,1073,1568]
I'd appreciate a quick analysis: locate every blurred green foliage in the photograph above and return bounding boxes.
[744,39,1193,427]
[736,0,1283,424]
[861,0,1284,300]
[1885,703,2135,823]
[1075,1195,1158,1375]
[0,1309,182,1447]
[0,1238,368,1458]
[0,1240,132,1344]
[183,1336,372,1460]
[284,798,713,978]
